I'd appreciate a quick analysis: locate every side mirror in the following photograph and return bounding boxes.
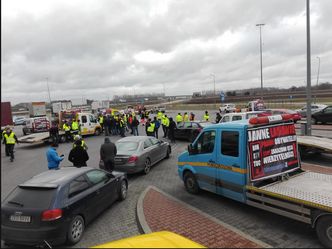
[188,144,196,155]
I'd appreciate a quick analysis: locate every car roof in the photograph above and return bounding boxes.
[116,136,150,142]
[19,167,95,188]
[205,119,249,130]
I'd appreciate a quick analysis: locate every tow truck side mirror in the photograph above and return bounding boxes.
[188,144,196,155]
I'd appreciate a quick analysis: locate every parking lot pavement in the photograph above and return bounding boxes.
[1,124,329,248]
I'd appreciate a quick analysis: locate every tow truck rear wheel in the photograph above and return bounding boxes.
[316,215,332,248]
[184,171,200,194]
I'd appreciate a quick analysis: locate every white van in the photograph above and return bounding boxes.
[219,111,268,123]
[219,103,236,113]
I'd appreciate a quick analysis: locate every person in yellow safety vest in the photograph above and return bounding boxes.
[157,111,163,121]
[203,111,210,121]
[146,118,155,137]
[3,127,19,162]
[63,120,72,142]
[119,117,126,137]
[73,135,88,150]
[71,119,79,136]
[183,112,189,122]
[176,113,183,124]
[99,115,104,133]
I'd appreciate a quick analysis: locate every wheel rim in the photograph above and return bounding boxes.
[71,218,83,241]
[121,181,127,199]
[186,177,194,189]
[144,160,151,174]
[327,225,332,241]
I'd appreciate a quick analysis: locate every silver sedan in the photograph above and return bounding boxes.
[114,136,171,174]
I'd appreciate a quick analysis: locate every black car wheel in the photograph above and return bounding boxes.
[143,158,151,174]
[118,180,127,201]
[311,117,317,124]
[67,215,85,245]
[184,171,200,194]
[95,128,101,136]
[316,215,332,248]
[165,146,171,159]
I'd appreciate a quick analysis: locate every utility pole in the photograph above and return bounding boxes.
[46,77,52,103]
[316,56,320,86]
[306,0,312,135]
[256,23,265,98]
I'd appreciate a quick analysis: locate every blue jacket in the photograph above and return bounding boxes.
[46,147,64,169]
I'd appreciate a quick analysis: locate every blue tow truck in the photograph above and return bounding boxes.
[178,114,332,247]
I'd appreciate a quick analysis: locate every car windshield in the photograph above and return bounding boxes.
[3,186,56,209]
[116,142,139,151]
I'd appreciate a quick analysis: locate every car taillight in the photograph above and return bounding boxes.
[128,156,138,163]
[41,209,62,221]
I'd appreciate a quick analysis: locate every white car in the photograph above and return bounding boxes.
[219,103,236,113]
[296,104,327,118]
[219,111,268,123]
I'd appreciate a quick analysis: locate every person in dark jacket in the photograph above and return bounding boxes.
[131,116,139,136]
[168,117,176,143]
[49,121,59,146]
[68,140,89,167]
[100,137,117,172]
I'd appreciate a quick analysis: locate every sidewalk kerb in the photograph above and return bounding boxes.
[136,186,152,234]
[139,185,272,248]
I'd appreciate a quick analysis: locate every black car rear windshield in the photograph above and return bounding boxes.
[4,187,56,209]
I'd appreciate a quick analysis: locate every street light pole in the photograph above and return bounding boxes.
[316,56,320,86]
[256,23,265,98]
[306,0,312,135]
[46,77,52,103]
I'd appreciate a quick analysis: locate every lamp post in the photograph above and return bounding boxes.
[256,23,265,98]
[316,56,320,86]
[305,0,312,136]
[46,77,52,103]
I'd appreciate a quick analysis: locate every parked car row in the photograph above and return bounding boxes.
[1,135,172,247]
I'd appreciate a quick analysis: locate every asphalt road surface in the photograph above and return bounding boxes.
[1,116,331,248]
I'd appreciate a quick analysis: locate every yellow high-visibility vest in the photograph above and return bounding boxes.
[63,124,71,131]
[73,140,86,149]
[4,132,16,144]
[183,114,189,122]
[71,121,79,131]
[99,116,104,124]
[147,123,155,132]
[164,117,170,127]
[204,114,209,121]
[176,115,183,123]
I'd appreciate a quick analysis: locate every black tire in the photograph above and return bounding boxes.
[184,171,200,194]
[165,146,171,159]
[311,117,317,125]
[67,215,85,245]
[143,158,151,175]
[118,180,127,201]
[316,215,332,248]
[95,128,101,136]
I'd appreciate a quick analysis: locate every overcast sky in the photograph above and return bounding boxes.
[2,0,332,104]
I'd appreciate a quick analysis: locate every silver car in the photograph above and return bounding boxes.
[114,136,171,174]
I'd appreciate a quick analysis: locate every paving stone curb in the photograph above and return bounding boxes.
[137,185,272,248]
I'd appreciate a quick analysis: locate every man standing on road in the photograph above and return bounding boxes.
[3,127,19,162]
[131,116,139,136]
[49,121,59,146]
[162,115,170,138]
[168,117,176,143]
[100,137,117,172]
[68,140,89,167]
[46,143,64,170]
[183,112,189,122]
[153,116,160,138]
[176,113,183,124]
[146,118,155,137]
[203,111,210,121]
[215,112,222,123]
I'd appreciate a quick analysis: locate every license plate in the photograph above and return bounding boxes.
[115,158,122,162]
[10,215,31,223]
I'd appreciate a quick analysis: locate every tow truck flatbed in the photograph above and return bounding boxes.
[18,131,65,144]
[247,172,332,213]
[297,136,332,153]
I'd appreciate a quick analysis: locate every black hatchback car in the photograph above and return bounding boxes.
[311,105,332,124]
[174,121,212,142]
[1,167,128,247]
